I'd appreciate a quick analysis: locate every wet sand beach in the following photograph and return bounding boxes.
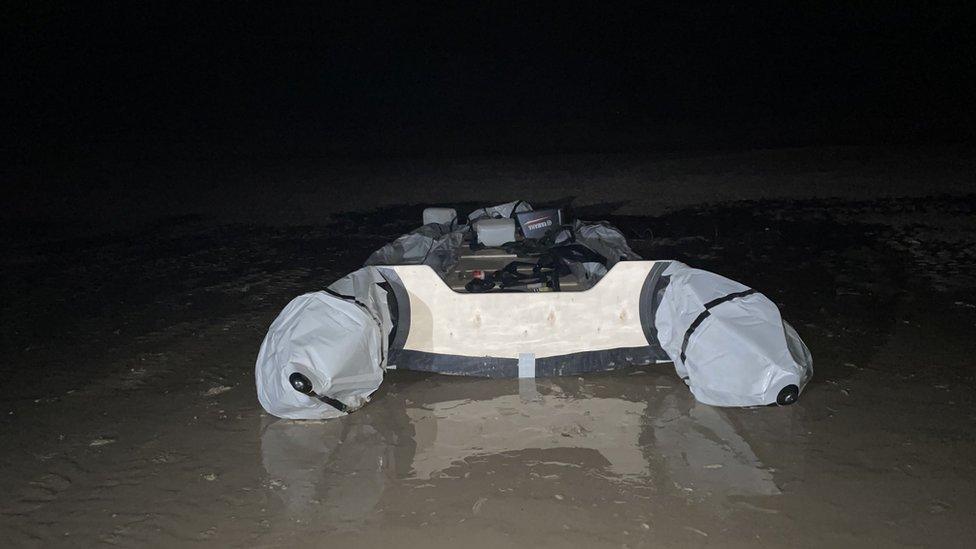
[2,147,975,547]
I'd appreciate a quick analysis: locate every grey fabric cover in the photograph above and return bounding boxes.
[654,261,813,406]
[365,202,638,290]
[254,288,386,419]
[554,220,642,289]
[364,223,467,276]
[467,200,533,222]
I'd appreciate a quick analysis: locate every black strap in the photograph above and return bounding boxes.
[465,257,562,293]
[313,393,349,413]
[679,289,758,364]
[322,287,369,310]
[701,289,758,310]
[497,256,563,291]
[288,372,350,413]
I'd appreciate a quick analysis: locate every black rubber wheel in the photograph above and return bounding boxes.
[289,372,314,395]
[776,384,800,406]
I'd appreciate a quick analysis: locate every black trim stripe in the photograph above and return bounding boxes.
[702,288,758,310]
[679,289,758,363]
[638,261,671,349]
[394,345,667,378]
[377,268,411,366]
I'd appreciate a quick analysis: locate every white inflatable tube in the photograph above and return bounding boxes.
[654,262,813,406]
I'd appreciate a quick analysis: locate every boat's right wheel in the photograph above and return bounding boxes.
[776,384,800,406]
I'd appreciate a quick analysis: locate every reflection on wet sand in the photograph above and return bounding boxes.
[260,374,779,526]
[649,394,780,497]
[407,390,647,479]
[260,420,385,524]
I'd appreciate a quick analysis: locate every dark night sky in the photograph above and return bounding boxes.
[6,2,976,159]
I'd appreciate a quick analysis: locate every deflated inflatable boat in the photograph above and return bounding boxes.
[256,202,813,419]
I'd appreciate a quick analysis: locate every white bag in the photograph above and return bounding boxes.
[467,200,532,222]
[474,218,517,246]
